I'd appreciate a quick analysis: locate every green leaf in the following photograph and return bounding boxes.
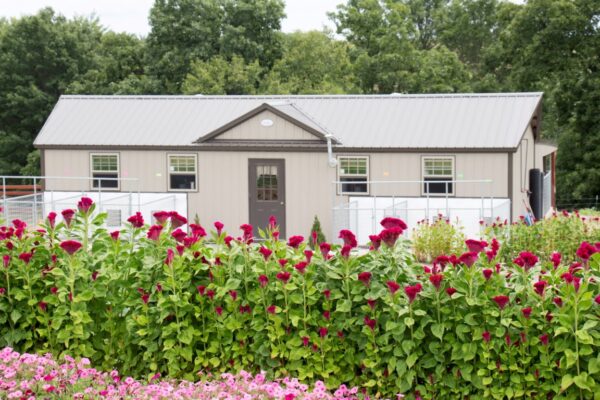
[573,373,591,391]
[561,374,574,391]
[404,317,414,327]
[431,323,444,340]
[589,358,600,375]
[406,353,418,368]
[335,299,352,313]
[576,330,594,345]
[10,309,21,323]
[565,349,578,368]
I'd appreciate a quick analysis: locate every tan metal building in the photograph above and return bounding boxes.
[34,93,556,239]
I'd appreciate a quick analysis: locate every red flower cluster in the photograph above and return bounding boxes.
[492,295,509,310]
[357,272,372,286]
[60,240,82,255]
[404,283,422,303]
[287,235,304,249]
[465,239,487,253]
[338,230,357,248]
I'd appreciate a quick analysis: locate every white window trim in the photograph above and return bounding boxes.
[337,155,370,195]
[168,153,198,192]
[90,153,120,191]
[421,156,455,196]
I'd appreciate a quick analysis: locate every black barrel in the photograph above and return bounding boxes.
[529,168,543,219]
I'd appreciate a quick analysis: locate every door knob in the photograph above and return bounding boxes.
[280,202,284,205]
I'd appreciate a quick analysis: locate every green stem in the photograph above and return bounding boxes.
[302,277,307,330]
[573,294,583,400]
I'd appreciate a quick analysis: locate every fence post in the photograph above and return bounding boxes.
[2,176,6,222]
[445,181,449,217]
[426,182,430,221]
[33,177,38,225]
[128,192,132,216]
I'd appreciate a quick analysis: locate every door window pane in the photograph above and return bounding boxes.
[257,165,278,201]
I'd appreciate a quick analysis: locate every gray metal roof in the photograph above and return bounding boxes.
[34,93,543,149]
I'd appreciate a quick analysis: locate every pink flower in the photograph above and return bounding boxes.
[446,287,457,297]
[153,211,170,225]
[171,228,186,242]
[258,275,269,288]
[465,239,488,253]
[595,294,600,305]
[77,197,94,213]
[276,271,291,283]
[357,271,372,286]
[214,221,224,235]
[259,246,272,260]
[482,331,491,343]
[364,316,376,331]
[47,212,57,229]
[197,285,206,296]
[169,212,187,228]
[19,252,33,264]
[127,212,144,228]
[215,306,223,316]
[323,289,331,300]
[338,230,357,248]
[302,336,310,346]
[429,274,443,290]
[224,235,234,247]
[240,224,253,243]
[380,217,407,230]
[483,269,493,280]
[38,301,48,312]
[553,297,563,307]
[577,241,598,261]
[288,235,304,248]
[519,251,539,268]
[267,305,276,314]
[492,295,509,310]
[2,255,9,269]
[110,230,120,240]
[319,242,331,259]
[459,251,478,267]
[369,234,381,250]
[319,327,328,338]
[206,290,215,300]
[367,299,376,310]
[304,249,313,263]
[189,224,206,238]
[380,227,403,247]
[229,290,238,301]
[141,293,150,304]
[323,310,330,320]
[294,261,308,274]
[533,280,548,297]
[0,287,5,296]
[521,307,532,319]
[387,280,400,295]
[340,244,352,258]
[540,334,549,346]
[147,225,163,241]
[550,252,561,268]
[62,209,75,227]
[404,283,422,303]
[164,248,174,266]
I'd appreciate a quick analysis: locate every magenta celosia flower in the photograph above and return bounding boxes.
[364,316,376,331]
[434,255,450,269]
[239,305,251,314]
[404,283,422,303]
[171,228,186,242]
[169,212,187,229]
[258,275,269,288]
[294,261,308,274]
[147,225,163,241]
[323,310,330,320]
[304,250,313,264]
[594,294,600,305]
[338,230,357,248]
[141,292,150,304]
[553,297,563,307]
[91,271,99,281]
[288,235,304,249]
[164,248,174,266]
[367,299,376,310]
[357,271,371,286]
[127,212,144,228]
[319,327,328,338]
[2,255,9,269]
[482,269,493,280]
[576,241,598,261]
[19,252,33,264]
[240,224,253,244]
[153,211,170,225]
[446,287,457,296]
[465,239,488,253]
[110,230,120,241]
[492,295,509,310]
[519,251,539,268]
[0,287,5,295]
[319,242,331,259]
[197,285,206,296]
[340,245,352,259]
[224,235,234,247]
[323,289,331,300]
[189,224,206,238]
[50,287,58,294]
[380,227,403,247]
[311,230,318,245]
[259,246,272,260]
[521,307,532,319]
[47,212,57,229]
[380,217,407,230]
[540,334,549,346]
[267,305,276,314]
[369,234,381,251]
[215,306,223,316]
[482,331,491,343]
[206,290,215,300]
[38,301,48,312]
[302,336,310,346]
[229,290,238,301]
[214,221,224,235]
[62,209,75,227]
[429,274,443,290]
[533,280,548,297]
[387,280,400,295]
[77,197,94,213]
[268,215,277,230]
[276,271,291,283]
[156,283,162,292]
[278,259,288,268]
[458,251,478,267]
[550,252,561,269]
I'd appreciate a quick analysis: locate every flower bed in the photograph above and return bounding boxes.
[0,347,361,399]
[1,199,600,398]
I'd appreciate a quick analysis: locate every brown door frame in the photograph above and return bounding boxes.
[248,158,286,238]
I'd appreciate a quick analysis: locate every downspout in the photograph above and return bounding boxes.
[325,134,337,168]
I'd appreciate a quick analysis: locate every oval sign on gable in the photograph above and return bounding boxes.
[260,118,274,127]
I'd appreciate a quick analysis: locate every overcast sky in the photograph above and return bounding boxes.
[0,0,343,35]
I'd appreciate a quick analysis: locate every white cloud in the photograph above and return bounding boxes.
[0,0,344,36]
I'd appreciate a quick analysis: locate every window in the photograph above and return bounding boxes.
[169,154,197,191]
[338,156,369,194]
[256,165,279,201]
[106,209,122,227]
[422,157,454,195]
[91,154,119,189]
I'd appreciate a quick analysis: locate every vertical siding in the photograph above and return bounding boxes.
[216,111,318,141]
[512,126,535,219]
